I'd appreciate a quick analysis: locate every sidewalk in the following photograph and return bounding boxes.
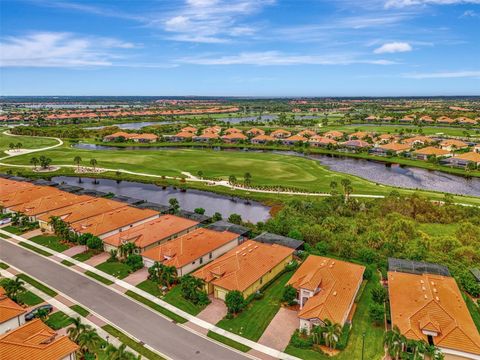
[0,228,301,360]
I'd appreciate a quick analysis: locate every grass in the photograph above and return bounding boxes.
[85,270,114,285]
[162,284,207,316]
[216,271,293,341]
[96,260,132,279]
[29,235,69,252]
[207,331,251,353]
[0,262,9,269]
[45,311,74,330]
[102,324,166,360]
[72,250,96,262]
[2,225,24,235]
[61,259,75,266]
[0,278,44,305]
[417,223,459,237]
[0,131,59,152]
[19,241,53,256]
[136,279,162,297]
[285,272,385,360]
[125,290,187,324]
[464,293,480,332]
[70,304,90,317]
[17,273,58,297]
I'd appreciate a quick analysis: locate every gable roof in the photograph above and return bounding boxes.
[0,287,26,324]
[388,271,480,355]
[193,240,294,292]
[439,139,468,148]
[0,318,78,360]
[414,147,450,156]
[0,178,35,198]
[102,215,198,249]
[453,152,480,163]
[142,228,239,268]
[288,256,365,324]
[0,186,63,209]
[9,193,91,217]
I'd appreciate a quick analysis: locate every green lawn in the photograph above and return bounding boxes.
[29,235,69,252]
[0,278,44,306]
[0,262,9,269]
[137,279,162,297]
[0,131,59,152]
[2,225,24,235]
[70,304,90,317]
[285,272,385,360]
[45,311,74,330]
[61,259,75,266]
[19,242,53,256]
[72,250,96,262]
[17,273,58,297]
[216,271,293,341]
[85,271,114,285]
[162,284,207,316]
[102,324,166,360]
[207,331,251,352]
[95,260,132,279]
[417,223,459,237]
[125,290,187,324]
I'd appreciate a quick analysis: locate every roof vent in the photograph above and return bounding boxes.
[424,294,428,299]
[436,296,440,301]
[333,291,337,296]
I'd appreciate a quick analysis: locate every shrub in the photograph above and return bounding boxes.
[369,303,385,325]
[285,260,299,272]
[227,214,242,225]
[194,208,205,215]
[86,235,103,250]
[107,250,118,263]
[225,290,246,315]
[371,285,387,304]
[282,285,297,306]
[363,266,373,280]
[126,254,143,272]
[290,329,313,349]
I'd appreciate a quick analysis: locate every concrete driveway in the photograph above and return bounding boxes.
[123,267,149,286]
[62,245,87,257]
[197,297,227,324]
[84,252,109,266]
[258,308,298,351]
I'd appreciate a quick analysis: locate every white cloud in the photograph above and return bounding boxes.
[0,32,135,67]
[180,51,396,66]
[403,70,480,78]
[461,9,479,17]
[385,0,480,8]
[374,42,413,53]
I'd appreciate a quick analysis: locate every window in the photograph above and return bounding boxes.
[200,258,203,264]
[260,277,263,285]
[209,252,212,259]
[192,261,195,265]
[427,335,434,346]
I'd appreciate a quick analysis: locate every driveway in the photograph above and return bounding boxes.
[62,245,87,257]
[197,297,227,324]
[123,267,149,286]
[0,241,250,360]
[258,308,298,351]
[84,252,109,266]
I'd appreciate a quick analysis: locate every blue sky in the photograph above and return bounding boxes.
[0,0,479,96]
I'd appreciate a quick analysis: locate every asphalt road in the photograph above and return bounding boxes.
[0,241,251,360]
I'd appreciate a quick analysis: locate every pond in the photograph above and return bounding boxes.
[85,121,177,130]
[52,176,271,223]
[71,143,480,197]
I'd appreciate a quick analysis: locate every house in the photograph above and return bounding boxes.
[308,136,337,147]
[439,139,469,151]
[475,144,480,153]
[251,134,276,145]
[103,131,133,142]
[282,135,307,145]
[129,133,158,143]
[413,147,451,160]
[246,128,265,136]
[203,126,222,134]
[270,129,292,139]
[0,318,78,360]
[297,130,316,138]
[375,134,398,144]
[341,140,371,150]
[348,131,371,140]
[436,116,455,124]
[456,117,476,125]
[419,115,434,123]
[9,193,91,222]
[0,178,35,198]
[224,128,243,135]
[206,220,250,238]
[142,228,242,275]
[288,256,365,334]
[403,136,434,147]
[382,116,394,122]
[102,215,199,253]
[253,232,304,250]
[388,271,480,360]
[374,143,411,155]
[365,115,378,122]
[323,130,344,140]
[221,133,247,143]
[444,152,480,168]
[70,206,159,239]
[0,287,26,334]
[181,126,197,133]
[169,131,194,142]
[37,197,128,231]
[399,115,416,123]
[1,186,63,213]
[193,240,294,300]
[192,133,220,142]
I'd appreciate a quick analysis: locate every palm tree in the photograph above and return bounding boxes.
[340,178,353,202]
[77,329,102,357]
[119,242,138,259]
[3,277,26,302]
[322,319,342,350]
[89,158,97,172]
[106,344,136,360]
[228,174,237,185]
[74,156,82,172]
[244,172,252,186]
[160,265,177,289]
[30,157,39,169]
[35,308,50,321]
[383,326,406,360]
[16,142,22,150]
[425,344,445,360]
[67,317,87,342]
[9,143,15,151]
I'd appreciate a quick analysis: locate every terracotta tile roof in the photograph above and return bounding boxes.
[203,126,222,134]
[70,206,159,236]
[130,133,158,141]
[0,287,26,324]
[0,186,63,209]
[403,136,434,145]
[323,130,344,139]
[37,197,128,224]
[365,115,378,120]
[246,128,265,135]
[104,131,132,139]
[297,130,316,137]
[0,318,78,360]
[437,116,454,123]
[193,240,294,292]
[251,134,275,142]
[289,256,365,324]
[0,179,35,198]
[284,135,307,142]
[377,134,397,141]
[173,131,194,138]
[400,115,416,121]
[388,271,480,355]
[341,140,371,148]
[142,228,239,269]
[348,131,371,139]
[10,193,91,217]
[439,139,468,148]
[309,136,337,145]
[420,115,434,122]
[378,143,412,152]
[193,133,220,140]
[181,126,197,133]
[414,147,451,156]
[221,133,247,140]
[103,215,199,249]
[453,152,480,163]
[456,117,476,124]
[224,128,243,134]
[270,129,292,138]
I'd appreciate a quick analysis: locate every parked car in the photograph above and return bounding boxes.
[25,304,53,321]
[0,218,11,225]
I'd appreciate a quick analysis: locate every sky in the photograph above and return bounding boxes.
[0,0,479,97]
